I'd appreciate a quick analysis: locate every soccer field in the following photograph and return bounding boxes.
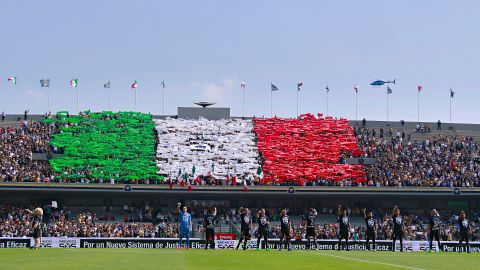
[1,249,478,270]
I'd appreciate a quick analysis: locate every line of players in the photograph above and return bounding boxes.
[177,204,472,253]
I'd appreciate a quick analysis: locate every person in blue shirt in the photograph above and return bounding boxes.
[177,203,192,249]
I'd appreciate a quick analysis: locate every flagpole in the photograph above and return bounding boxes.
[296,87,299,118]
[108,87,111,111]
[270,86,273,117]
[48,88,50,113]
[417,90,420,123]
[162,85,165,116]
[386,89,389,123]
[326,90,329,116]
[76,86,79,114]
[449,92,452,126]
[355,91,358,121]
[135,88,137,111]
[242,86,245,119]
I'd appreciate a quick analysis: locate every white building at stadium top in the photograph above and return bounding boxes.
[155,117,260,180]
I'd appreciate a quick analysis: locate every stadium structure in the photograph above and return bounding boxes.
[1,105,479,253]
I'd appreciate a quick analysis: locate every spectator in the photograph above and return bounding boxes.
[354,128,480,187]
[0,121,56,182]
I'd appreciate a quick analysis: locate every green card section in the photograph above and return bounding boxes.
[45,111,159,182]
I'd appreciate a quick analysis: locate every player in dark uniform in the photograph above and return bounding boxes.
[458,211,471,253]
[363,209,376,251]
[392,206,404,252]
[303,208,317,250]
[204,207,217,250]
[279,208,293,251]
[24,207,43,249]
[337,205,350,251]
[236,207,252,250]
[428,209,442,252]
[256,208,270,250]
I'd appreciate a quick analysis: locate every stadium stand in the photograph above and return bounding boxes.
[1,112,480,188]
[155,118,260,183]
[0,121,55,182]
[353,127,480,187]
[1,203,478,241]
[46,111,159,183]
[254,114,366,185]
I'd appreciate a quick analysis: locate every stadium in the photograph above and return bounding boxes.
[2,1,480,270]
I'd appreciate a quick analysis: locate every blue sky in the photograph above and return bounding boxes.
[1,0,479,123]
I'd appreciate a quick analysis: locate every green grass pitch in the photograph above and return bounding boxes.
[1,249,478,270]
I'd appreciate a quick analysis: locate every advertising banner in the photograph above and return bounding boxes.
[0,237,477,252]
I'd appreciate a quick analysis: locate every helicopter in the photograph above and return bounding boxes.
[370,79,396,86]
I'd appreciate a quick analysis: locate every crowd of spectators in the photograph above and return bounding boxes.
[0,121,56,182]
[0,204,179,238]
[1,203,479,242]
[2,117,480,188]
[353,127,480,187]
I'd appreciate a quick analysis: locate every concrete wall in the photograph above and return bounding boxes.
[177,107,230,120]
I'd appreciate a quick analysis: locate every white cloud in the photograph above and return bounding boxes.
[25,90,44,99]
[196,78,237,102]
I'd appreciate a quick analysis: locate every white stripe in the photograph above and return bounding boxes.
[316,252,425,270]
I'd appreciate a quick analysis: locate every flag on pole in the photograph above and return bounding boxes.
[7,77,17,86]
[387,86,392,95]
[271,83,279,91]
[354,83,359,93]
[40,79,50,87]
[418,85,423,92]
[161,81,166,89]
[69,79,78,87]
[187,178,192,191]
[232,166,237,186]
[326,85,330,93]
[450,88,455,98]
[192,165,196,175]
[243,179,249,192]
[104,81,111,88]
[297,82,303,91]
[240,81,246,89]
[131,80,138,89]
[257,166,263,176]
